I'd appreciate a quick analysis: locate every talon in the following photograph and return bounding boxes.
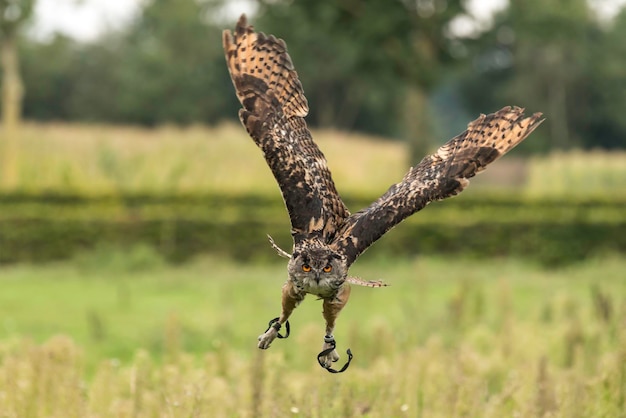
[317,338,353,373]
[257,327,277,349]
[258,317,290,349]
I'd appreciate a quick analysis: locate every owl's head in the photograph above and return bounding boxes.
[288,246,347,297]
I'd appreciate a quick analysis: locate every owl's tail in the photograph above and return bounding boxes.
[346,277,389,288]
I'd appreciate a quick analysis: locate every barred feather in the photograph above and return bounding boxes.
[331,107,544,265]
[223,15,349,245]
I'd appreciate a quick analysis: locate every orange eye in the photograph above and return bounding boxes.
[323,265,332,273]
[302,264,311,272]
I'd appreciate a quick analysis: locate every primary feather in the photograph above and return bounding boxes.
[330,106,544,265]
[223,15,349,246]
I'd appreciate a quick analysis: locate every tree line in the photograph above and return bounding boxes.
[5,0,626,151]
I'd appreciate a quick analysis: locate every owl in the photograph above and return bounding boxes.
[223,15,543,373]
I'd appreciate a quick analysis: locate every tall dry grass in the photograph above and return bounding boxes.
[525,149,626,198]
[2,122,625,197]
[0,255,624,417]
[6,122,406,196]
[1,333,623,418]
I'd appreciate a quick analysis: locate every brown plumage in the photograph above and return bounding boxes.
[331,107,544,264]
[223,15,544,372]
[223,15,348,245]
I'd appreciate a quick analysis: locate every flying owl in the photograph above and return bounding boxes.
[223,15,543,373]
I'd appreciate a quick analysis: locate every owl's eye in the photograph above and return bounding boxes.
[323,265,332,273]
[302,264,311,272]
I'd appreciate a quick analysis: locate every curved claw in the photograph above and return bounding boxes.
[317,338,353,373]
[257,327,277,349]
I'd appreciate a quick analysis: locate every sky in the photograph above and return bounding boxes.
[30,0,626,42]
[31,0,143,41]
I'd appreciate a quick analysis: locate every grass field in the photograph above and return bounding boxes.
[3,122,626,197]
[5,122,407,197]
[1,251,624,417]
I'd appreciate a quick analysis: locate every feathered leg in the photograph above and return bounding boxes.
[318,284,352,369]
[258,280,305,349]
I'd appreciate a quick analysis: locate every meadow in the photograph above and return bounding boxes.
[3,122,626,197]
[0,123,625,417]
[0,252,625,417]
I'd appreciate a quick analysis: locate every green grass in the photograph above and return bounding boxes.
[0,251,624,417]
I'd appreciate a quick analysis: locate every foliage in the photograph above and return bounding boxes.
[10,0,626,150]
[585,9,626,149]
[1,123,624,266]
[18,0,239,126]
[108,0,236,125]
[15,0,470,143]
[0,0,35,37]
[1,192,624,266]
[255,0,467,138]
[458,0,626,151]
[0,255,624,416]
[0,0,36,187]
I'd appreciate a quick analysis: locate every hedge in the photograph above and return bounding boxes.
[0,192,624,266]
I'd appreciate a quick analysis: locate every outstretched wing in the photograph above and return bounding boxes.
[331,106,544,265]
[223,15,349,245]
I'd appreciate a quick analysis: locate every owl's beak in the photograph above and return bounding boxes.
[314,273,321,283]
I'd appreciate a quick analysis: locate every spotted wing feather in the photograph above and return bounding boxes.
[331,106,544,265]
[223,15,349,245]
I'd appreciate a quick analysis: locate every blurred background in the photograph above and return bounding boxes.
[0,1,625,416]
[0,0,624,263]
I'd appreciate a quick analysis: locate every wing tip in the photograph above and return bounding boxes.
[236,14,250,33]
[223,14,253,52]
[489,105,545,134]
[521,111,546,140]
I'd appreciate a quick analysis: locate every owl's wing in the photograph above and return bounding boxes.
[331,106,544,265]
[223,15,349,245]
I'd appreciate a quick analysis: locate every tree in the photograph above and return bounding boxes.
[19,0,237,126]
[0,0,35,187]
[506,0,593,150]
[20,34,77,120]
[110,0,236,125]
[458,0,625,151]
[255,0,469,159]
[584,9,626,149]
